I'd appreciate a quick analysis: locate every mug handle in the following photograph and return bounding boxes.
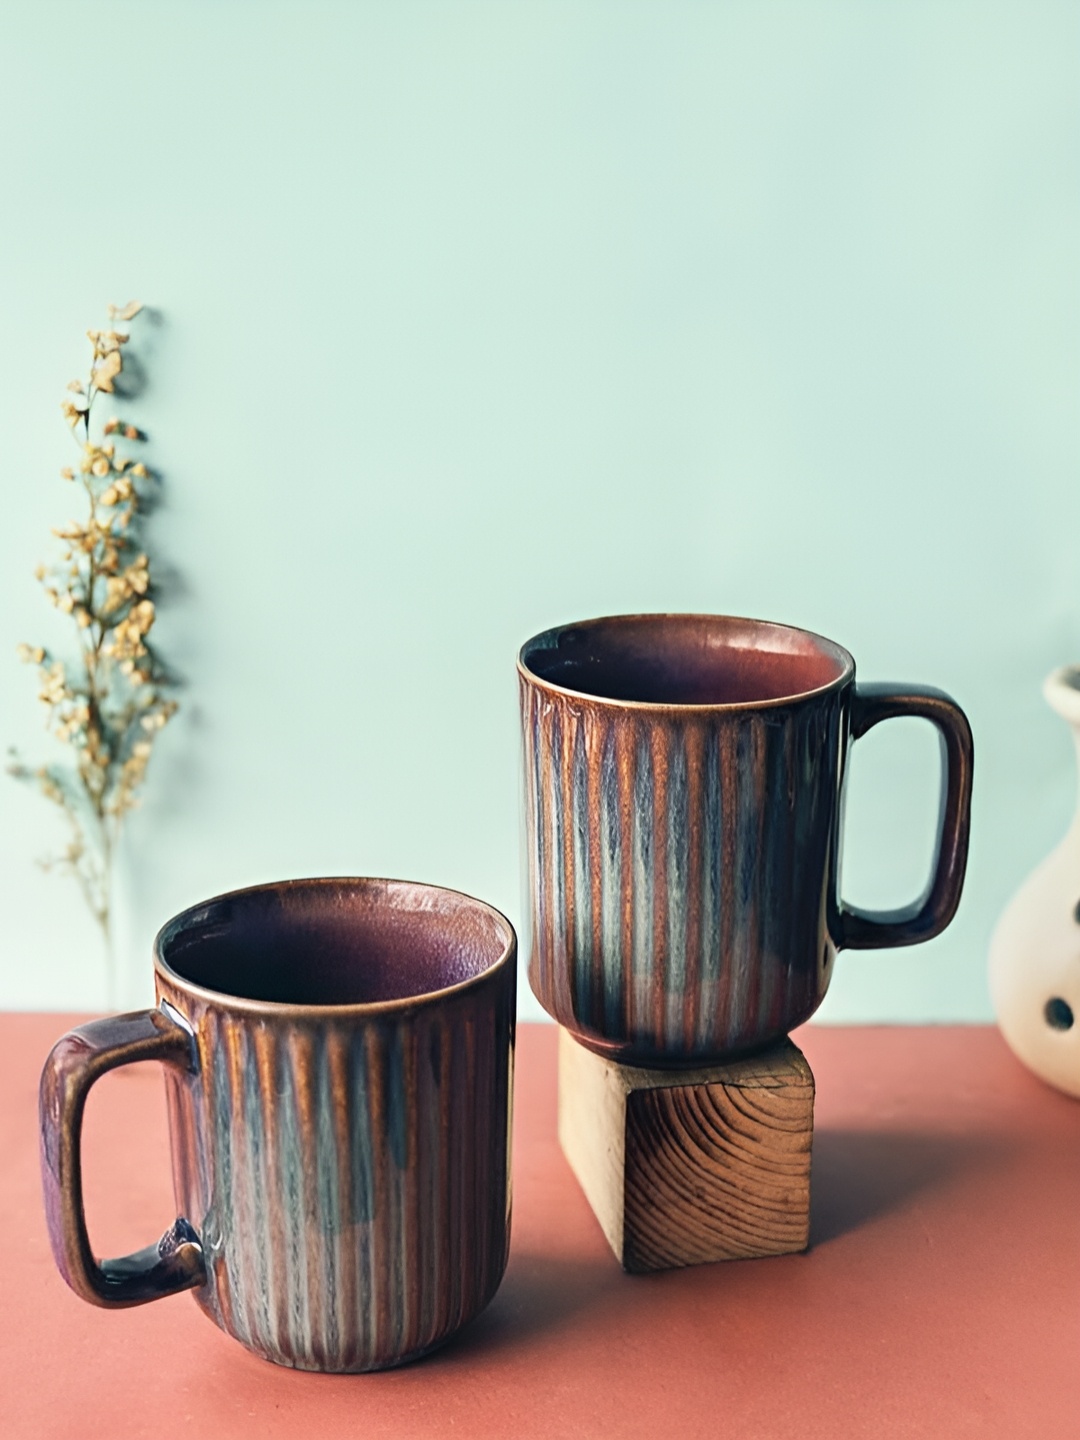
[39,1006,206,1307]
[838,682,974,949]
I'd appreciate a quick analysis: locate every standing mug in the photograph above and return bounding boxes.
[519,614,973,1066]
[39,877,516,1372]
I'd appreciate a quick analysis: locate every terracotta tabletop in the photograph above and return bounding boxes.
[2,1015,1077,1439]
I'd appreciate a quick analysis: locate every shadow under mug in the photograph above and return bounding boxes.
[519,614,974,1066]
[39,877,517,1372]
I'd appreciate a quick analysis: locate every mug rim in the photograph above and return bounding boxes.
[153,876,517,1019]
[517,611,855,711]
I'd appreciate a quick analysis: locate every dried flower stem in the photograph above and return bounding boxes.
[9,303,177,1001]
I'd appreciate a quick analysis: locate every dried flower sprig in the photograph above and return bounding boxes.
[8,303,177,986]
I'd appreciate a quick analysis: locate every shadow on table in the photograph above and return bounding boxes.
[810,1127,1013,1245]
[434,1251,618,1364]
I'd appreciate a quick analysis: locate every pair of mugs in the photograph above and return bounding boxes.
[40,614,973,1372]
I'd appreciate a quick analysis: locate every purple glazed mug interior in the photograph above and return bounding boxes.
[156,877,513,1007]
[520,613,853,707]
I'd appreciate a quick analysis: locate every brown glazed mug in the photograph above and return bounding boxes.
[39,877,516,1372]
[519,614,973,1066]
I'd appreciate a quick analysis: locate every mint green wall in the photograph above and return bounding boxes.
[2,2,1077,1019]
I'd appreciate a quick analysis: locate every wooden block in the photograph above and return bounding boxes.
[557,1028,814,1273]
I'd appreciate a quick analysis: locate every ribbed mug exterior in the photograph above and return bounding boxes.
[519,613,974,1066]
[156,960,514,1371]
[38,878,516,1373]
[520,647,846,1064]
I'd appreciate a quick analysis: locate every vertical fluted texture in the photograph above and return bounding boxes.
[521,679,845,1061]
[156,976,513,1372]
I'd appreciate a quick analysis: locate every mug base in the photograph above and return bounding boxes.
[561,1024,792,1071]
[196,1251,510,1373]
[232,1330,455,1374]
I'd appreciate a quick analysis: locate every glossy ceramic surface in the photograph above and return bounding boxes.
[989,666,1080,1097]
[519,614,973,1065]
[40,877,517,1371]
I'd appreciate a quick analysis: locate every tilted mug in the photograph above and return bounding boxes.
[39,877,516,1372]
[518,614,973,1065]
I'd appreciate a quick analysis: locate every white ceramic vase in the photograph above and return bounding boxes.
[989,665,1080,1097]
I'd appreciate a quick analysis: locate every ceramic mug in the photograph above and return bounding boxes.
[39,877,516,1372]
[519,614,973,1065]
